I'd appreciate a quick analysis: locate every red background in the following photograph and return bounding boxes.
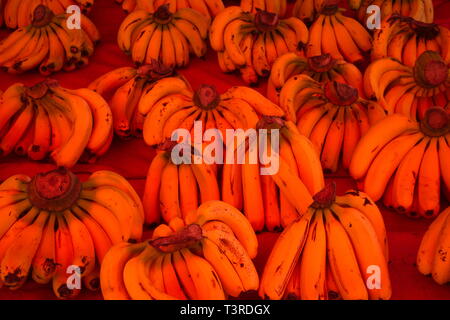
[0,0,449,300]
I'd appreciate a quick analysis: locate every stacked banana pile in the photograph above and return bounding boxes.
[220,117,325,231]
[260,183,390,300]
[364,51,450,120]
[350,108,450,218]
[0,79,113,167]
[89,62,191,138]
[210,6,308,84]
[351,0,434,24]
[277,78,385,172]
[0,5,99,74]
[268,52,366,104]
[1,0,94,28]
[101,201,259,300]
[0,168,144,298]
[118,5,210,68]
[372,15,450,66]
[143,144,220,226]
[116,0,224,21]
[306,4,372,64]
[140,83,284,146]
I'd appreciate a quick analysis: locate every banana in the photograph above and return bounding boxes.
[143,152,170,225]
[306,14,324,57]
[391,136,428,213]
[161,24,177,68]
[253,33,270,77]
[132,23,158,65]
[32,213,57,284]
[281,121,325,194]
[70,207,112,263]
[431,211,450,284]
[191,162,220,203]
[0,199,32,240]
[202,221,259,292]
[260,174,281,231]
[0,211,48,289]
[298,210,327,300]
[172,249,198,299]
[270,52,306,90]
[0,101,35,156]
[221,86,284,117]
[439,137,450,195]
[161,252,187,299]
[330,14,363,63]
[52,214,78,299]
[180,248,225,299]
[335,12,372,52]
[168,21,190,67]
[80,186,143,242]
[0,83,26,133]
[259,210,312,300]
[363,132,424,201]
[336,190,389,259]
[100,242,147,300]
[178,164,199,219]
[172,18,207,58]
[201,237,245,297]
[74,200,122,245]
[321,107,345,173]
[417,207,450,276]
[349,114,419,180]
[159,161,182,222]
[123,253,153,300]
[185,200,258,259]
[331,204,392,300]
[210,6,245,51]
[48,87,93,167]
[417,137,441,218]
[118,10,152,53]
[88,67,137,95]
[223,18,249,66]
[324,208,368,300]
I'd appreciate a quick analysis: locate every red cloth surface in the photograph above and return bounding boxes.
[0,0,450,300]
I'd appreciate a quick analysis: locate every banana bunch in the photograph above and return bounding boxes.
[364,51,450,120]
[0,168,144,298]
[292,0,328,24]
[210,6,309,85]
[101,200,259,300]
[306,7,372,64]
[116,0,224,21]
[89,62,190,139]
[278,76,386,172]
[2,0,95,29]
[417,206,450,284]
[350,108,450,218]
[221,117,324,232]
[241,0,287,17]
[0,79,113,167]
[372,16,450,66]
[268,53,366,104]
[0,5,99,75]
[260,183,391,300]
[142,83,285,147]
[117,5,210,68]
[354,0,434,24]
[143,143,220,226]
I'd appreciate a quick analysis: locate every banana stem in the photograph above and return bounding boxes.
[32,5,54,27]
[414,51,448,88]
[25,79,58,99]
[138,59,174,79]
[256,116,285,130]
[149,224,203,252]
[254,10,279,32]
[28,167,82,212]
[194,84,220,110]
[308,54,336,73]
[153,4,173,24]
[312,182,337,209]
[324,81,359,106]
[420,107,450,137]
